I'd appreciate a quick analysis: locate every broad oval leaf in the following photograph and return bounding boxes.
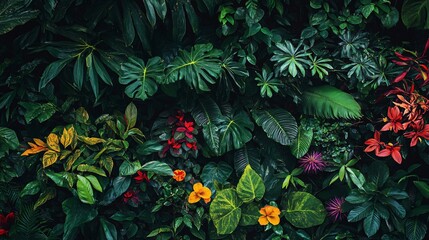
[283,191,326,228]
[201,161,233,191]
[62,198,98,239]
[405,219,427,240]
[363,210,380,237]
[165,43,223,91]
[290,126,313,158]
[209,188,243,235]
[401,0,429,29]
[141,161,173,176]
[302,85,362,119]
[119,57,164,101]
[237,165,265,203]
[239,203,260,226]
[77,175,95,205]
[42,150,59,168]
[0,127,19,150]
[252,109,298,146]
[219,110,254,154]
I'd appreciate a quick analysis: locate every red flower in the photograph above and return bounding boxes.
[123,190,139,205]
[168,138,182,149]
[134,171,149,183]
[176,121,195,139]
[364,131,383,155]
[377,143,403,164]
[380,106,405,133]
[185,141,198,150]
[0,212,15,236]
[404,120,429,147]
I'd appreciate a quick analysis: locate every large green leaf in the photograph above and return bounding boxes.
[209,188,243,235]
[141,161,173,176]
[218,110,254,154]
[39,58,73,90]
[405,219,427,240]
[283,191,326,228]
[0,0,39,35]
[237,165,265,203]
[233,144,260,175]
[302,85,362,119]
[119,56,165,101]
[201,162,233,191]
[0,127,19,152]
[239,203,260,226]
[290,126,313,158]
[363,210,380,237]
[414,181,429,198]
[62,198,98,240]
[252,109,298,146]
[165,43,223,91]
[76,175,95,205]
[401,0,429,29]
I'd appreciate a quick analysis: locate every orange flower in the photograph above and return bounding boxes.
[258,205,281,226]
[188,182,211,204]
[173,170,186,182]
[21,138,48,156]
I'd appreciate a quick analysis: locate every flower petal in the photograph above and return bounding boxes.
[258,216,269,225]
[193,182,203,192]
[188,191,201,203]
[267,215,280,225]
[197,187,212,199]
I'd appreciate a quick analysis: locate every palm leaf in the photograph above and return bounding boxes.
[165,43,223,91]
[290,126,313,158]
[119,56,164,101]
[252,109,298,146]
[302,85,362,120]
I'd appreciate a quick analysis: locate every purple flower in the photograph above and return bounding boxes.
[299,152,326,174]
[326,197,345,222]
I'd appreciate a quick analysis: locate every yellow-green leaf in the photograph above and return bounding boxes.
[78,136,105,145]
[34,188,56,210]
[66,149,81,171]
[77,175,95,204]
[47,133,60,152]
[42,150,59,168]
[61,126,76,148]
[236,165,265,203]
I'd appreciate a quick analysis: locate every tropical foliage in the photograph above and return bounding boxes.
[1,0,429,239]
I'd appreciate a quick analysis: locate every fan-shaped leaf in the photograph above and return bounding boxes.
[252,109,298,146]
[119,56,164,101]
[302,85,362,119]
[290,126,313,158]
[165,43,223,91]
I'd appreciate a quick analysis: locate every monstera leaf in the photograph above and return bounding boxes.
[302,85,362,119]
[119,56,164,101]
[252,109,298,146]
[218,110,254,155]
[165,44,223,91]
[0,0,39,35]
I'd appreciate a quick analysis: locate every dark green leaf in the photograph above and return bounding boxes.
[39,58,72,90]
[62,198,98,240]
[401,0,429,29]
[201,161,233,191]
[0,0,39,35]
[405,219,427,240]
[363,210,380,237]
[141,161,173,176]
[290,126,313,158]
[219,110,254,154]
[414,181,429,198]
[100,218,118,240]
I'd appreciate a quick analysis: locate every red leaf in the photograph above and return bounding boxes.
[421,38,429,57]
[393,69,409,83]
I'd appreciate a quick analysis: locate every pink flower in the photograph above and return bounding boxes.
[299,152,326,174]
[326,197,345,222]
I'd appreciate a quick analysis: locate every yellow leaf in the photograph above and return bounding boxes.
[60,128,70,148]
[33,138,47,147]
[66,149,81,171]
[78,136,105,145]
[47,133,60,152]
[42,150,59,168]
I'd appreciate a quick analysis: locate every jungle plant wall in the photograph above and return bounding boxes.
[1,0,429,239]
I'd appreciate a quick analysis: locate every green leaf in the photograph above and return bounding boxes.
[401,0,429,29]
[20,180,41,197]
[209,188,243,235]
[237,165,265,203]
[0,0,39,35]
[367,161,389,188]
[136,140,163,155]
[233,144,260,175]
[19,102,57,123]
[363,210,380,237]
[290,126,313,158]
[301,27,318,39]
[414,181,429,198]
[252,109,298,146]
[85,175,103,192]
[165,43,223,91]
[77,164,107,177]
[119,57,164,101]
[147,227,171,237]
[361,4,375,18]
[77,175,95,204]
[93,54,112,86]
[73,55,84,89]
[119,160,142,176]
[239,203,260,226]
[39,58,72,90]
[201,161,233,191]
[271,41,311,77]
[218,110,254,154]
[302,85,362,119]
[0,127,19,151]
[86,53,100,99]
[283,191,326,228]
[348,202,373,222]
[122,0,135,46]
[62,197,98,240]
[125,102,137,129]
[100,218,118,240]
[405,219,427,240]
[141,161,173,176]
[34,188,56,210]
